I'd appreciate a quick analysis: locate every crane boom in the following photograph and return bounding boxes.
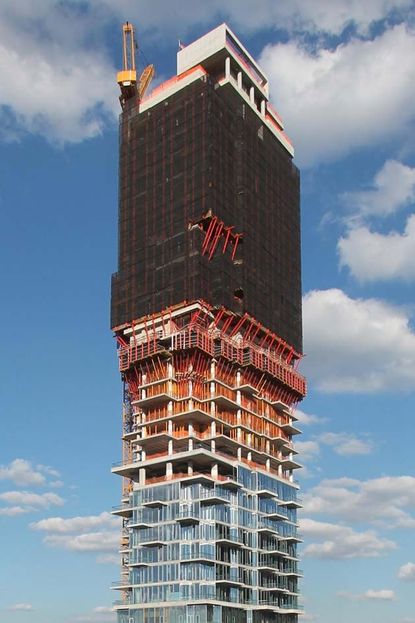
[117,22,155,109]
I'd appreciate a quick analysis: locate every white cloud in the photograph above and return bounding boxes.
[0,490,64,508]
[94,608,113,614]
[43,531,119,552]
[37,465,61,479]
[296,432,373,465]
[259,25,415,166]
[31,511,119,533]
[100,0,413,37]
[319,432,373,456]
[339,589,395,600]
[0,505,33,516]
[338,214,415,282]
[295,409,325,426]
[0,458,46,486]
[8,603,33,611]
[398,562,415,581]
[97,554,119,565]
[294,440,320,461]
[342,160,415,219]
[303,476,415,528]
[303,288,415,392]
[0,2,117,144]
[70,605,115,623]
[301,518,396,559]
[31,512,120,560]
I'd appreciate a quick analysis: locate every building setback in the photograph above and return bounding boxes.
[111,23,306,623]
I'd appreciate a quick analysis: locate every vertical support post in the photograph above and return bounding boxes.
[225,56,231,79]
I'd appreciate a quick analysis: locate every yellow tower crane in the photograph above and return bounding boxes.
[117,22,155,108]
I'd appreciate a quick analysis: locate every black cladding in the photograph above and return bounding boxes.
[111,75,302,352]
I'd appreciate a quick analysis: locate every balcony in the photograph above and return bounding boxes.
[176,512,200,525]
[111,503,133,518]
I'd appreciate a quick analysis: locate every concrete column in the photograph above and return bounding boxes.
[211,440,216,453]
[236,390,241,406]
[188,399,194,411]
[266,459,270,472]
[188,438,194,451]
[236,370,241,387]
[237,409,242,424]
[278,465,283,476]
[139,468,146,485]
[247,452,252,462]
[210,401,216,416]
[141,389,146,400]
[168,379,173,393]
[167,401,173,414]
[188,461,194,475]
[225,56,231,78]
[168,440,173,456]
[142,426,147,438]
[188,422,194,436]
[168,420,173,435]
[250,86,255,103]
[166,462,173,479]
[210,381,215,396]
[210,359,216,379]
[237,71,242,89]
[266,440,270,453]
[237,447,242,461]
[211,463,218,478]
[237,427,242,441]
[211,421,216,436]
[141,449,146,461]
[189,380,193,395]
[261,99,266,116]
[168,362,173,378]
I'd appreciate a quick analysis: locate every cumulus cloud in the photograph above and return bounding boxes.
[100,0,414,37]
[338,589,395,600]
[43,531,119,552]
[338,214,415,282]
[294,440,320,461]
[0,505,33,516]
[319,432,373,456]
[259,26,415,166]
[97,554,119,565]
[301,518,396,559]
[342,160,415,220]
[303,288,415,392]
[303,476,415,528]
[297,432,373,465]
[0,458,46,486]
[398,562,415,581]
[0,1,117,144]
[70,605,115,622]
[8,603,33,611]
[30,511,119,533]
[0,490,64,509]
[295,409,325,426]
[31,511,120,560]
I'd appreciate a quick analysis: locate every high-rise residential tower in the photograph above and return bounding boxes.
[111,23,306,623]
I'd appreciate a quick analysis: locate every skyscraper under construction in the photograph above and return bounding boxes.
[111,23,306,623]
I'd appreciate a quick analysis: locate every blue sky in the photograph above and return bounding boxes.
[1,1,415,622]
